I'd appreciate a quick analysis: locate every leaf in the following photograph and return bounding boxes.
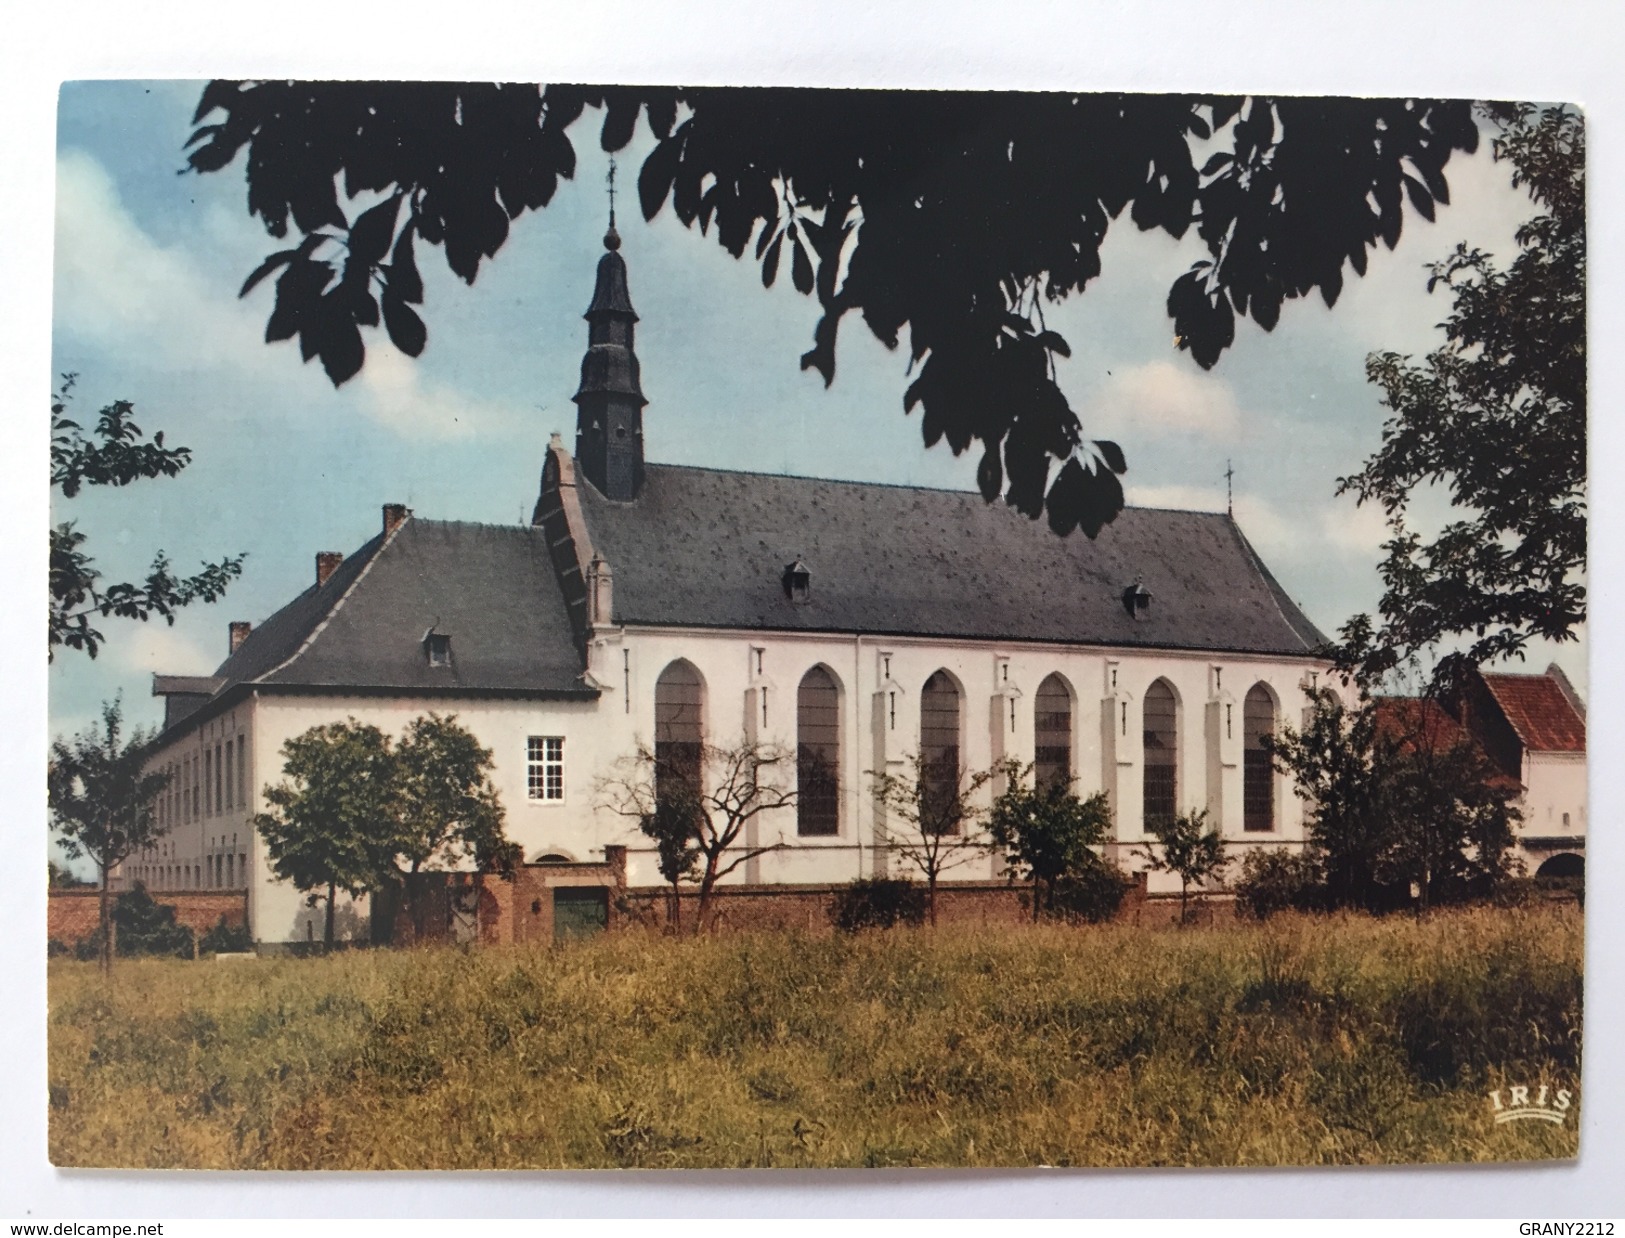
[1075,463,1125,539]
[389,224,423,303]
[348,195,402,267]
[1403,174,1436,222]
[318,313,365,386]
[383,294,427,357]
[976,446,1003,502]
[238,249,298,298]
[761,233,783,288]
[1035,330,1072,359]
[1094,440,1128,475]
[638,134,684,221]
[791,237,814,295]
[1045,458,1086,537]
[601,94,641,152]
[191,79,241,124]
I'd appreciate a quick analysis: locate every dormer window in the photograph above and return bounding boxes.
[423,629,452,667]
[1122,582,1152,619]
[782,560,811,604]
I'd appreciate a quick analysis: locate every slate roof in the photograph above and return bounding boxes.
[1479,672,1587,754]
[576,463,1328,657]
[159,519,594,738]
[155,461,1330,742]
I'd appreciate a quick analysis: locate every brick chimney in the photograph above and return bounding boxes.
[315,551,344,586]
[383,503,410,536]
[228,621,252,654]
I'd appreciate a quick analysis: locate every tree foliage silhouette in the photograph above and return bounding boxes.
[1337,104,1585,690]
[50,376,245,660]
[187,85,1478,539]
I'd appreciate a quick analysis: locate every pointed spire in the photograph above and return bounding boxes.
[573,182,647,501]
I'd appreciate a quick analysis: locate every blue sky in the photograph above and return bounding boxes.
[50,80,1580,748]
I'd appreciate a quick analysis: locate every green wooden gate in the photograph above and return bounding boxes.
[553,887,609,943]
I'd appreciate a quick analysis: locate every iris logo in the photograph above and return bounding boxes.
[1489,1083,1573,1125]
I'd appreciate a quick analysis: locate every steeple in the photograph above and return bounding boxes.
[573,160,647,501]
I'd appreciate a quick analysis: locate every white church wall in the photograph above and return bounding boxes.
[212,636,1325,941]
[612,626,1325,888]
[248,692,604,943]
[127,702,255,901]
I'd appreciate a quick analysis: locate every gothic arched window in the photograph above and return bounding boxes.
[1143,679,1178,828]
[654,660,705,809]
[920,670,963,833]
[797,666,841,836]
[1034,674,1073,790]
[1244,684,1276,832]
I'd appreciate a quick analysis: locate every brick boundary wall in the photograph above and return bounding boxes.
[403,857,1222,945]
[48,888,249,943]
[615,876,1158,934]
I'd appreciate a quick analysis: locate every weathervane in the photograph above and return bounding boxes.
[1225,459,1234,516]
[607,156,618,230]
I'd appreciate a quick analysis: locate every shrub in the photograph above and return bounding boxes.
[199,915,254,955]
[830,877,928,932]
[1235,848,1324,920]
[1049,856,1134,923]
[111,884,195,958]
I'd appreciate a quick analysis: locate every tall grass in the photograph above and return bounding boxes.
[47,905,1581,1169]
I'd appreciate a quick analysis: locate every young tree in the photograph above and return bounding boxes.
[869,753,997,927]
[254,713,521,947]
[1265,690,1390,909]
[188,86,1479,540]
[252,720,398,949]
[47,699,171,971]
[986,761,1113,921]
[1337,104,1585,691]
[1137,808,1228,925]
[637,792,702,934]
[50,376,245,660]
[389,714,521,938]
[599,738,796,933]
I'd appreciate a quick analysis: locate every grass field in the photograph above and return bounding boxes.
[47,905,1582,1169]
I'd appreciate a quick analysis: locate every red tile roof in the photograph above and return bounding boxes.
[1373,697,1471,753]
[1479,672,1586,753]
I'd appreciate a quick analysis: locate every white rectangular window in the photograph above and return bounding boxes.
[527,736,565,801]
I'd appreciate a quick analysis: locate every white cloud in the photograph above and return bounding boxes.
[54,148,265,370]
[55,149,514,444]
[1087,360,1243,439]
[1125,481,1386,567]
[112,620,217,679]
[356,346,516,441]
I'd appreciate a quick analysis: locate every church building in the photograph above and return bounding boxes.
[123,225,1336,945]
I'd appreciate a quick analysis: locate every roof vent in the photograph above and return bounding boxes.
[1122,582,1152,619]
[782,560,811,604]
